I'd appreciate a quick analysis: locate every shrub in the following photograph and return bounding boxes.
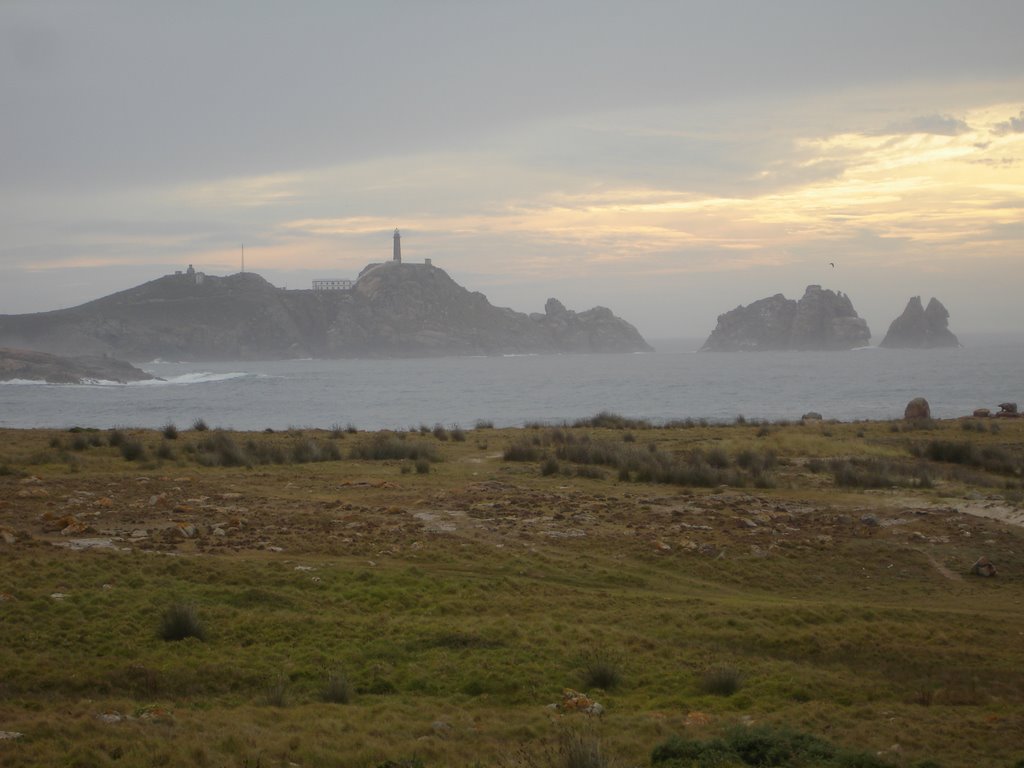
[415,458,430,474]
[451,427,467,442]
[191,418,209,432]
[651,726,892,768]
[474,419,494,430]
[541,456,561,476]
[573,411,651,430]
[161,423,178,440]
[195,431,249,467]
[120,439,147,461]
[700,665,742,696]
[155,442,175,460]
[329,423,346,439]
[432,424,450,441]
[504,440,543,462]
[159,603,206,642]
[107,428,126,447]
[579,650,622,691]
[70,435,90,451]
[350,434,440,462]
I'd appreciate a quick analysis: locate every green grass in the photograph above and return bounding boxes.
[0,418,1023,765]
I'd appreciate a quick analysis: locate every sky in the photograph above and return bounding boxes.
[2,1,1023,342]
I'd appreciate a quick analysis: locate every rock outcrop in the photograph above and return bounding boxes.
[0,347,157,384]
[700,285,871,351]
[0,263,651,360]
[879,297,960,348]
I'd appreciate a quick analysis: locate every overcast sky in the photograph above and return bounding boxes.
[2,1,1022,342]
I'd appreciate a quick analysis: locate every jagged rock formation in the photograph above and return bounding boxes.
[879,297,960,348]
[0,347,157,384]
[0,263,651,360]
[700,285,871,351]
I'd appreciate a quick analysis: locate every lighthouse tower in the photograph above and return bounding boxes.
[393,228,402,263]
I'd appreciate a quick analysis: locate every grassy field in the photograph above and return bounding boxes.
[1,416,1023,767]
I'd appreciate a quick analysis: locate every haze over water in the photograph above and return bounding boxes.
[3,336,1022,431]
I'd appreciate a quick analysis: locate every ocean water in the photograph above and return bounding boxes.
[2,335,1022,431]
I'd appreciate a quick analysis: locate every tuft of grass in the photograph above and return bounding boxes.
[159,603,206,642]
[191,418,209,432]
[699,665,742,696]
[350,433,440,462]
[161,423,179,439]
[265,674,289,707]
[579,650,623,691]
[322,670,352,704]
[541,456,561,476]
[120,439,147,461]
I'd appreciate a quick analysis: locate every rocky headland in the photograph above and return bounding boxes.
[880,297,960,348]
[0,262,651,361]
[700,285,871,352]
[0,347,157,384]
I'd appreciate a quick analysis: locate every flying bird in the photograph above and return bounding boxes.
[829,262,835,268]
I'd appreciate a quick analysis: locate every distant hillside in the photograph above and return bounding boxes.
[0,263,652,360]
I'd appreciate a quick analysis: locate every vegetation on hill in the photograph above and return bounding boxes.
[1,416,1023,766]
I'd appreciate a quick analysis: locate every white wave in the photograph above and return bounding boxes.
[128,371,253,386]
[1,378,49,386]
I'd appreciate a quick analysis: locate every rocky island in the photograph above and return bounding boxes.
[879,296,960,348]
[700,285,871,352]
[0,260,651,361]
[0,347,157,384]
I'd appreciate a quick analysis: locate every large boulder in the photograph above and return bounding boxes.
[700,285,870,351]
[880,297,960,348]
[904,397,931,420]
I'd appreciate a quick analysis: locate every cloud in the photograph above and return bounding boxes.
[993,109,1024,135]
[880,114,970,136]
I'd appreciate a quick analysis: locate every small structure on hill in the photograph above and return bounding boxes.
[174,264,205,285]
[312,279,353,292]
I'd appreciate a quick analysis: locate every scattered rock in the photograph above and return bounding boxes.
[973,408,991,418]
[50,592,68,600]
[0,731,24,741]
[802,411,823,421]
[0,528,17,545]
[970,556,997,577]
[997,402,1018,416]
[96,711,123,724]
[557,689,604,716]
[175,522,197,538]
[431,720,453,736]
[904,397,931,420]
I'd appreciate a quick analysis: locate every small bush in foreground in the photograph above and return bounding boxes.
[161,423,178,439]
[159,603,206,642]
[191,418,209,431]
[651,725,893,768]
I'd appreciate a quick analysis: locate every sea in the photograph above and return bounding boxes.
[2,334,1023,431]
